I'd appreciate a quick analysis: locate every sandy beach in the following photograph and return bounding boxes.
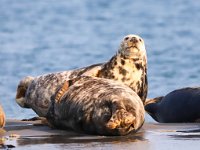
[0,119,200,150]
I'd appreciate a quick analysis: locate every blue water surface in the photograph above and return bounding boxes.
[0,0,200,121]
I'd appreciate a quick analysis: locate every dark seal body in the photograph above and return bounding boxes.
[47,76,145,136]
[16,34,148,117]
[145,87,200,123]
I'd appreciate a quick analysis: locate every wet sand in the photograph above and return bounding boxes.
[1,119,200,150]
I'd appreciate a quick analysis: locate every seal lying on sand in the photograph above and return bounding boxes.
[46,76,145,136]
[0,105,5,128]
[145,87,200,123]
[16,34,148,117]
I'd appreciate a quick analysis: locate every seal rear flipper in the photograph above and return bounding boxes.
[144,96,162,121]
[145,102,160,122]
[106,109,135,130]
[144,96,164,106]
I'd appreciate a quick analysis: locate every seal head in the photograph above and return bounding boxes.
[16,76,34,108]
[119,34,146,59]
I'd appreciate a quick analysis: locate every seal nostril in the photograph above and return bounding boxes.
[130,37,138,43]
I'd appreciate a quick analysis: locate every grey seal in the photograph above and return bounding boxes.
[16,34,148,117]
[145,87,200,123]
[47,76,145,136]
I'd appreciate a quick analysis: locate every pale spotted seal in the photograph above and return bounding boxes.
[16,34,148,117]
[46,76,145,136]
[0,105,5,128]
[145,87,200,123]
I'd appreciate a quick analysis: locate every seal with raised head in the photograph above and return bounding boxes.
[16,34,148,117]
[46,76,145,136]
[0,105,5,128]
[145,87,200,123]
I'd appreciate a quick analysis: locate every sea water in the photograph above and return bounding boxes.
[0,0,200,121]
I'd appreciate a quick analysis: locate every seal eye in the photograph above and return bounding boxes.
[139,38,142,42]
[124,37,129,41]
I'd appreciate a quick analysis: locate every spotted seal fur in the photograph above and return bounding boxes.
[16,34,148,117]
[145,87,200,123]
[46,76,145,136]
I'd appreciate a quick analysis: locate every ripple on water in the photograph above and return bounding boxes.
[0,0,200,121]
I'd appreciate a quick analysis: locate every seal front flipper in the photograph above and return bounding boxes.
[54,77,80,103]
[106,109,135,130]
[55,80,70,103]
[105,100,137,133]
[46,79,73,127]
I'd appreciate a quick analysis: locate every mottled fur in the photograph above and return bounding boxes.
[16,65,102,117]
[97,55,148,103]
[47,76,145,136]
[16,34,148,117]
[97,35,148,102]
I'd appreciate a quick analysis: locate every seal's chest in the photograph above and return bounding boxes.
[109,63,143,89]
